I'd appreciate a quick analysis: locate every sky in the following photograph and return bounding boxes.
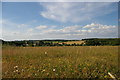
[1,2,118,40]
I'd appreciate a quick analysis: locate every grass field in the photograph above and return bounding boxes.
[2,46,119,79]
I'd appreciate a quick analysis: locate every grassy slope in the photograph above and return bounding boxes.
[2,46,118,78]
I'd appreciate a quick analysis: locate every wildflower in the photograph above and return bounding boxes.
[47,73,49,75]
[35,73,37,76]
[5,71,8,74]
[53,69,56,72]
[55,74,58,76]
[108,72,116,79]
[14,66,18,69]
[13,70,19,73]
[42,69,45,72]
[37,70,40,72]
[13,71,16,73]
[45,52,47,54]
[22,69,24,72]
[28,75,31,78]
[16,70,18,72]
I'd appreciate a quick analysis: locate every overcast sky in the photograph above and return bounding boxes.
[1,2,118,40]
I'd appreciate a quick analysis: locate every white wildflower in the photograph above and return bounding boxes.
[53,69,56,72]
[42,69,45,72]
[16,70,18,72]
[22,69,24,72]
[14,66,18,69]
[45,52,47,54]
[35,73,37,76]
[13,71,16,73]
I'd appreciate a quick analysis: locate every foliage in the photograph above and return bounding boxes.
[1,38,120,47]
[83,38,120,46]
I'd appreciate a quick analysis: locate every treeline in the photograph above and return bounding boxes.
[1,40,81,47]
[82,38,120,46]
[1,38,120,47]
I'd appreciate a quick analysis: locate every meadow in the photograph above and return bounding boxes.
[2,46,119,79]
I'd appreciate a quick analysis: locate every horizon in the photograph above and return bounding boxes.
[1,2,118,40]
[1,37,119,41]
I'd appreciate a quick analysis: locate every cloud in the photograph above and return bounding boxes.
[2,0,119,2]
[2,19,117,40]
[2,19,30,30]
[0,20,3,39]
[83,23,96,28]
[17,24,28,28]
[27,28,34,32]
[35,25,48,30]
[2,19,33,40]
[39,23,117,39]
[83,23,116,30]
[40,2,116,23]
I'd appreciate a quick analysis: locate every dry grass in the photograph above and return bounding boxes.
[59,41,84,44]
[2,46,119,78]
